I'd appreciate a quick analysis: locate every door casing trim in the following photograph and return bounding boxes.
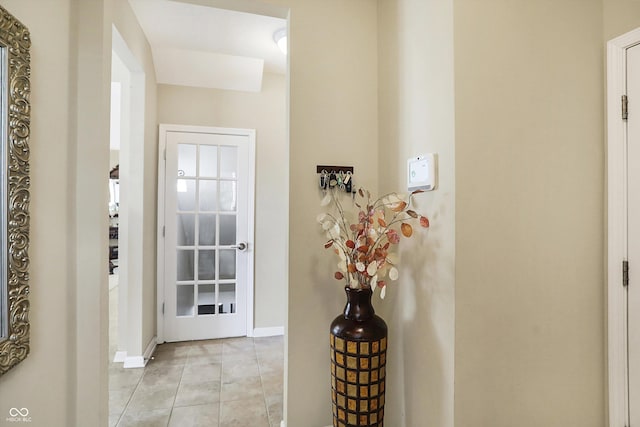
[157,123,256,342]
[607,26,640,427]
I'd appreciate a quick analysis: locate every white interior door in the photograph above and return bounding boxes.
[161,127,254,342]
[628,42,640,425]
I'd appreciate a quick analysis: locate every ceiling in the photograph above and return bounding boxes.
[128,0,287,92]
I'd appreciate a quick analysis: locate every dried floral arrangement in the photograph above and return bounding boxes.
[317,187,429,298]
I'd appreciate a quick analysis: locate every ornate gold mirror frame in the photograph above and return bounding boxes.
[0,5,30,377]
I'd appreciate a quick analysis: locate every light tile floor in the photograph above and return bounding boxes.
[108,284,284,427]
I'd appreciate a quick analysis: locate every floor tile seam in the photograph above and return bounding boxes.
[166,362,189,427]
[258,370,274,423]
[172,394,222,409]
[122,382,181,416]
[219,393,263,403]
[167,365,186,412]
[165,406,175,427]
[120,361,184,424]
[113,363,147,426]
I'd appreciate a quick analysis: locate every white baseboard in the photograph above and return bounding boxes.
[143,336,157,362]
[253,326,284,337]
[113,350,127,363]
[122,336,157,369]
[123,355,145,368]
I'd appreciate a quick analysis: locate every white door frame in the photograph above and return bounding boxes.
[111,26,149,368]
[157,123,256,342]
[607,26,640,427]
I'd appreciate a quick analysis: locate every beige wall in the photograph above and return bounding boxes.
[0,1,75,425]
[604,0,640,41]
[377,0,455,426]
[454,1,605,425]
[271,0,379,425]
[157,73,287,329]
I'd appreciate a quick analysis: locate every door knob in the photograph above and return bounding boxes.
[231,242,247,251]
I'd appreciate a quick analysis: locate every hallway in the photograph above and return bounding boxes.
[108,286,284,427]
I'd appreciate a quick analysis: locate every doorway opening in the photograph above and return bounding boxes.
[106,2,290,426]
[108,25,149,369]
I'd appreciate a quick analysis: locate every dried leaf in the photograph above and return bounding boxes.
[378,217,387,227]
[334,271,344,280]
[346,240,355,249]
[387,229,400,244]
[367,262,377,276]
[324,240,334,249]
[356,262,365,272]
[357,245,369,253]
[320,193,332,206]
[391,201,407,212]
[325,223,339,239]
[377,280,386,288]
[387,193,401,203]
[406,210,418,218]
[420,216,430,228]
[380,285,386,299]
[347,263,357,273]
[389,267,399,281]
[401,223,413,237]
[358,188,364,197]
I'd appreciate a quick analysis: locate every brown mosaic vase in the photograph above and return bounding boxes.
[330,286,388,427]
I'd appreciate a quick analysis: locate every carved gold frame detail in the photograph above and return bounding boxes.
[0,5,30,377]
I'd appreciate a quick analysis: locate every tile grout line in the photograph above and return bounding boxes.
[165,346,191,427]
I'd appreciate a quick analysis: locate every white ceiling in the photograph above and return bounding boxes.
[128,0,287,92]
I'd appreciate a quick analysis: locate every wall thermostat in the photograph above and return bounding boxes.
[407,154,437,191]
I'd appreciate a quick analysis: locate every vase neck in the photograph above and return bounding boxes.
[343,287,375,321]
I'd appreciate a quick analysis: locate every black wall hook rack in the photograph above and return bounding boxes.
[317,165,355,193]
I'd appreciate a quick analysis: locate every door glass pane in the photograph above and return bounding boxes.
[177,285,195,316]
[199,180,218,212]
[219,283,236,315]
[177,250,194,281]
[199,214,216,246]
[219,250,236,280]
[200,145,218,178]
[178,144,197,176]
[219,215,236,246]
[219,181,236,212]
[220,146,237,178]
[177,179,196,211]
[177,214,195,246]
[197,284,215,315]
[198,250,216,280]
